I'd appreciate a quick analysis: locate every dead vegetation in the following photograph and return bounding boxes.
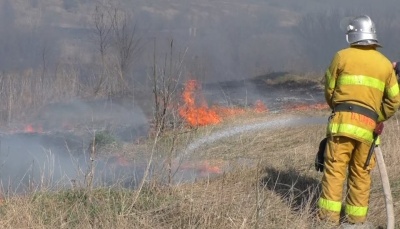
[1,2,399,228]
[0,110,399,228]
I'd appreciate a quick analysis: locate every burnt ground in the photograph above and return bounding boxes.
[202,72,325,111]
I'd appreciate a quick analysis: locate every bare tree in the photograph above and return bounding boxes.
[150,39,189,185]
[294,10,348,70]
[112,9,141,87]
[92,4,141,98]
[151,39,187,133]
[92,4,114,95]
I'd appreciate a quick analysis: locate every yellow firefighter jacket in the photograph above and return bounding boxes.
[325,45,400,144]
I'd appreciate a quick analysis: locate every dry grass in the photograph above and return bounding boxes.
[1,110,400,228]
[257,72,324,90]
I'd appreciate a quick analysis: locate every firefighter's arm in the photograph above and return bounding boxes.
[324,53,341,109]
[379,70,400,122]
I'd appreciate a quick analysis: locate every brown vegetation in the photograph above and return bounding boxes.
[0,110,399,228]
[0,3,399,228]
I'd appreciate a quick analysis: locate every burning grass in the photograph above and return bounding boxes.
[0,111,400,228]
[177,78,328,130]
[178,80,268,127]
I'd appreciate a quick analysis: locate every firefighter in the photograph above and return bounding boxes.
[318,15,400,226]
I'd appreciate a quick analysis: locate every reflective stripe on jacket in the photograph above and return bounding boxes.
[324,46,400,143]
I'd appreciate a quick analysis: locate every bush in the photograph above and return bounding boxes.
[95,131,118,147]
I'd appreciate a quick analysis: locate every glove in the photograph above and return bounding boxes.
[315,138,327,172]
[374,122,384,135]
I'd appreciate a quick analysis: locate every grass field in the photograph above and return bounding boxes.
[0,109,399,228]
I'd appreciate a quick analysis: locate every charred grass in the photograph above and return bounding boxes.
[1,110,400,228]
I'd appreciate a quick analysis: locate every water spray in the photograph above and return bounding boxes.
[180,115,394,226]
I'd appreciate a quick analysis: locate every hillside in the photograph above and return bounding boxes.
[3,0,400,83]
[0,0,311,77]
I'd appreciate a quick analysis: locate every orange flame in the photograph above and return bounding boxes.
[179,80,269,127]
[197,161,222,175]
[24,124,34,133]
[178,79,330,126]
[254,100,268,113]
[179,160,223,176]
[178,80,221,126]
[24,124,43,133]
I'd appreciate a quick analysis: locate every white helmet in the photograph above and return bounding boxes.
[345,15,381,47]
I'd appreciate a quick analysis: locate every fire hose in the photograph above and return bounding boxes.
[374,146,395,229]
[365,122,394,228]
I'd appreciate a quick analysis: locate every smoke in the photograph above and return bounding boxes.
[0,99,151,194]
[36,99,149,140]
[200,74,324,112]
[0,132,151,194]
[2,0,399,83]
[0,133,83,193]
